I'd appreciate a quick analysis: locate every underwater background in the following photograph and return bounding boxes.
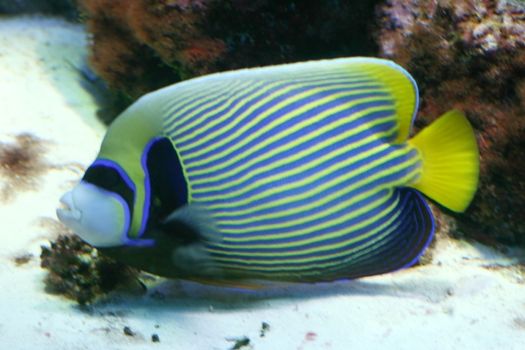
[0,1,524,349]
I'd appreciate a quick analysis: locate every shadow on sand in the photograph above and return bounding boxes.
[82,269,454,318]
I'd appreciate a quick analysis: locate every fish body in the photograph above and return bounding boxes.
[57,58,479,283]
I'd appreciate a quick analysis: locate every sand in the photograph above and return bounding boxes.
[0,15,524,350]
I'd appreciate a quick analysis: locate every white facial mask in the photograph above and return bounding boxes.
[56,181,129,247]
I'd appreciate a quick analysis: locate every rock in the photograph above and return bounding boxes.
[376,0,525,246]
[78,0,381,100]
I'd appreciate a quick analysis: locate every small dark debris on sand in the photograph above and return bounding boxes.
[151,333,160,343]
[40,234,140,305]
[226,336,250,350]
[260,321,270,337]
[123,326,135,337]
[13,252,34,266]
[305,331,317,341]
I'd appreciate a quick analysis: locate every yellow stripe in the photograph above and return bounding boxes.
[208,195,402,264]
[187,102,394,188]
[217,220,408,273]
[174,75,363,140]
[190,111,396,193]
[214,157,419,244]
[201,144,419,217]
[177,81,305,145]
[222,189,392,239]
[162,79,230,127]
[172,80,270,137]
[208,156,419,245]
[214,220,396,272]
[196,134,391,205]
[181,84,387,160]
[211,213,406,274]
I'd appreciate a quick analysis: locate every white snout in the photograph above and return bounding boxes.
[56,181,129,247]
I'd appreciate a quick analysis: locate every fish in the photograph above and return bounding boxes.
[56,57,479,283]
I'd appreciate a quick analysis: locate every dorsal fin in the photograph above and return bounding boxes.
[342,58,419,143]
[154,57,418,144]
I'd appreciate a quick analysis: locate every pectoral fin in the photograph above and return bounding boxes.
[161,204,222,243]
[159,205,223,277]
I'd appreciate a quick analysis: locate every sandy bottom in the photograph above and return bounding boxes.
[0,16,524,350]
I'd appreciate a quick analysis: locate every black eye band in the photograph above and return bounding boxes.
[83,163,134,214]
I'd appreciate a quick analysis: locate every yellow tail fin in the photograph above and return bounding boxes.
[408,110,479,212]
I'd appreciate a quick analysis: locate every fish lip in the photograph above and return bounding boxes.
[56,191,82,223]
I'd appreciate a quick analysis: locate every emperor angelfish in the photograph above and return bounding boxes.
[57,57,479,283]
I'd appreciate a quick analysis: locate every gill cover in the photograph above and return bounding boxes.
[95,92,165,240]
[57,181,129,247]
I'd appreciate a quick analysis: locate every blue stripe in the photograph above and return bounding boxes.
[208,191,412,264]
[165,80,266,136]
[163,80,238,128]
[166,75,374,137]
[399,190,434,269]
[189,108,394,184]
[179,87,386,157]
[211,166,418,242]
[218,187,387,231]
[192,131,387,192]
[175,82,307,147]
[212,165,417,241]
[210,189,433,277]
[194,146,409,210]
[216,211,412,276]
[332,190,433,277]
[193,138,394,203]
[173,79,376,141]
[186,99,392,174]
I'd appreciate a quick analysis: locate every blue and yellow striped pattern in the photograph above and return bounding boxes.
[158,58,434,281]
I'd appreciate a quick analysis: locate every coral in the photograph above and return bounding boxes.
[78,0,176,98]
[0,133,50,202]
[40,234,140,305]
[377,0,525,245]
[78,0,381,101]
[77,0,524,247]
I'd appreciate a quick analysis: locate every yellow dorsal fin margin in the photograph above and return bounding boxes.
[408,110,479,212]
[347,58,418,143]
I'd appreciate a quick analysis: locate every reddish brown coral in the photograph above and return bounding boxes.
[78,0,178,97]
[79,0,382,98]
[377,0,525,245]
[41,234,140,304]
[78,0,524,246]
[0,133,50,201]
[126,0,226,77]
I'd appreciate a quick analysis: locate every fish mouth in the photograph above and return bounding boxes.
[56,191,82,224]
